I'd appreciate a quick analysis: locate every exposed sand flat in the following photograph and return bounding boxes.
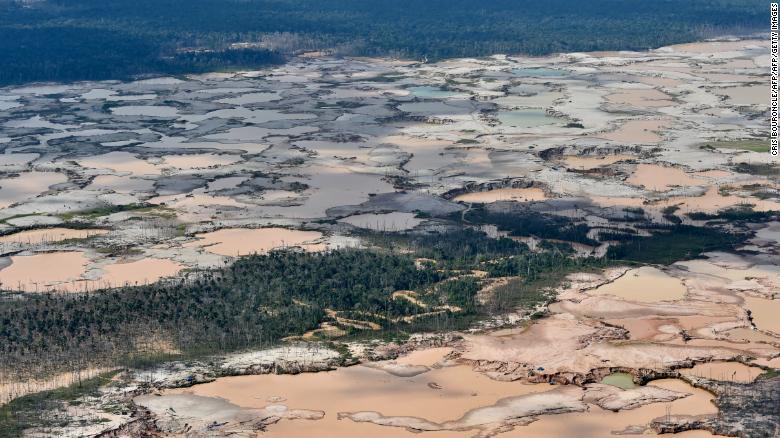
[588,267,687,303]
[516,259,780,380]
[752,357,780,368]
[394,347,453,366]
[676,259,780,284]
[605,89,675,108]
[0,153,39,168]
[635,76,683,87]
[77,151,160,175]
[693,170,732,179]
[1,368,111,406]
[593,186,780,214]
[391,290,428,308]
[627,164,704,191]
[601,119,669,143]
[742,296,780,335]
[171,363,555,436]
[461,315,748,377]
[3,38,780,437]
[185,227,324,256]
[556,295,740,322]
[721,327,779,344]
[337,385,587,434]
[302,322,347,340]
[712,59,758,69]
[87,174,156,193]
[680,362,764,383]
[0,171,67,209]
[335,382,696,436]
[0,228,106,245]
[695,72,764,82]
[160,153,242,169]
[562,154,634,170]
[512,379,720,437]
[135,392,327,436]
[339,212,425,231]
[668,40,757,53]
[0,41,780,438]
[150,193,247,209]
[95,258,184,288]
[0,251,89,292]
[715,85,766,106]
[657,187,780,214]
[382,135,456,173]
[454,188,547,203]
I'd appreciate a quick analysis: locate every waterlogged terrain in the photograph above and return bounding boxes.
[0,38,779,437]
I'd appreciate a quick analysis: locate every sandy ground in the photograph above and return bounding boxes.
[0,37,773,289]
[2,37,779,437]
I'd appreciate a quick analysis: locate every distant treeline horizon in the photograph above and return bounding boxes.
[0,0,767,85]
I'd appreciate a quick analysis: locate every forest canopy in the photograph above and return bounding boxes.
[0,0,767,85]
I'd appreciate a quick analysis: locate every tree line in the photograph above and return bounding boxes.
[0,0,765,85]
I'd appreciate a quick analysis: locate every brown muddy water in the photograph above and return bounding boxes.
[168,348,554,437]
[680,361,764,383]
[0,171,68,209]
[509,379,721,438]
[627,164,704,191]
[453,188,548,203]
[0,228,106,245]
[186,227,324,256]
[588,266,687,303]
[95,257,184,288]
[0,251,89,292]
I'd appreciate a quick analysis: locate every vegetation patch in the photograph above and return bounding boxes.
[57,203,158,221]
[0,371,121,438]
[686,207,778,222]
[461,206,599,246]
[606,225,746,264]
[700,138,768,153]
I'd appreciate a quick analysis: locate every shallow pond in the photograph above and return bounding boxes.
[0,228,106,246]
[95,258,184,288]
[159,348,554,437]
[517,379,718,438]
[186,227,324,256]
[497,109,559,128]
[680,361,764,383]
[512,67,568,77]
[0,172,68,209]
[590,266,686,303]
[454,188,547,203]
[0,251,89,292]
[600,372,636,389]
[339,212,425,231]
[742,296,780,335]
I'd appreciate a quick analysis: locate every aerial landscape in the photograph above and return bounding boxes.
[0,0,778,437]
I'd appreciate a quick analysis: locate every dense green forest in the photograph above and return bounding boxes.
[0,250,443,377]
[460,206,599,246]
[0,212,751,382]
[0,0,766,85]
[0,224,600,379]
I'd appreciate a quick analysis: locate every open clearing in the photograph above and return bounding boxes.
[1,37,779,438]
